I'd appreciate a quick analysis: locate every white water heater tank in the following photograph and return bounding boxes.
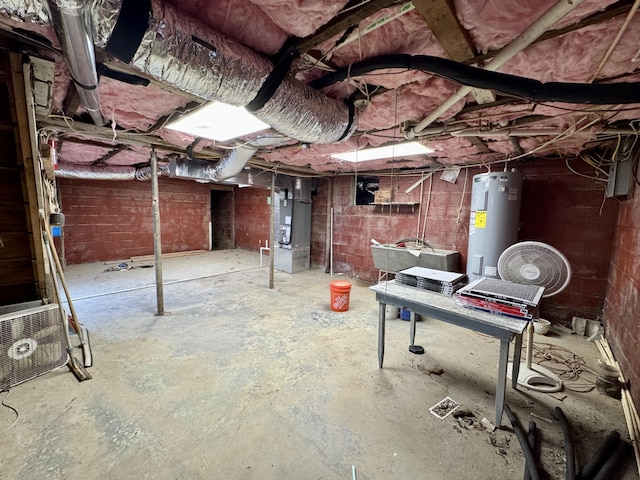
[466,170,523,281]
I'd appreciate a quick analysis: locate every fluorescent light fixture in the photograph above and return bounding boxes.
[331,141,434,162]
[166,102,270,141]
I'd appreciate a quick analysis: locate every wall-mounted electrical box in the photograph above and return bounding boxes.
[606,154,635,198]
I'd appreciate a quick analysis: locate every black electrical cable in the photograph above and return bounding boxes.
[554,407,576,480]
[592,440,632,480]
[524,420,537,480]
[576,431,620,480]
[308,54,640,105]
[504,404,541,480]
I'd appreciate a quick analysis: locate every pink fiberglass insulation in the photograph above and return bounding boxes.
[98,78,192,131]
[164,0,287,55]
[453,0,619,52]
[358,77,464,130]
[498,17,640,83]
[320,8,448,63]
[247,0,351,38]
[58,141,112,165]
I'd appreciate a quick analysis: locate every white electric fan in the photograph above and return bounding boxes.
[499,241,572,393]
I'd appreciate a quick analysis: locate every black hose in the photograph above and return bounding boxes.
[246,46,299,112]
[554,407,576,480]
[309,54,640,105]
[524,421,537,480]
[504,404,541,480]
[592,440,632,480]
[576,431,620,480]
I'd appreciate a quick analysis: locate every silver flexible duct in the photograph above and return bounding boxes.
[55,164,136,180]
[205,146,256,181]
[46,0,105,125]
[2,0,354,145]
[88,0,354,144]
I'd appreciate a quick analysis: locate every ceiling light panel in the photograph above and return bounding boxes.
[166,102,270,141]
[331,142,434,162]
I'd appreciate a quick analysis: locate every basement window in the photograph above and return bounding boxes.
[355,176,379,205]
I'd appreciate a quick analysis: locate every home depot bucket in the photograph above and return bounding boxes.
[330,275,352,312]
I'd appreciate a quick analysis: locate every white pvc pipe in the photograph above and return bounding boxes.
[406,0,585,138]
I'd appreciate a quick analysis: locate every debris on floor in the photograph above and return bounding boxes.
[417,364,444,376]
[430,396,460,420]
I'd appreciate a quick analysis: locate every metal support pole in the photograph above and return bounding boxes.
[268,173,275,289]
[150,147,164,315]
[324,178,333,273]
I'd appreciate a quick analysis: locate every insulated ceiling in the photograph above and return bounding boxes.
[1,0,639,176]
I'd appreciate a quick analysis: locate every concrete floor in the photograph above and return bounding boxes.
[1,249,638,479]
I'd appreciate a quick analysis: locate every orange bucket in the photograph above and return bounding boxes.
[330,274,352,312]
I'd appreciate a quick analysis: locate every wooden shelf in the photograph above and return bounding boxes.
[371,202,420,213]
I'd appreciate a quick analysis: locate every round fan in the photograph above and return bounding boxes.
[501,241,571,393]
[498,241,571,297]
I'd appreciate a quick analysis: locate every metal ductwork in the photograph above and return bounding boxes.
[204,146,256,181]
[87,0,355,144]
[2,0,354,143]
[54,163,169,180]
[45,0,105,126]
[169,157,272,188]
[54,164,136,180]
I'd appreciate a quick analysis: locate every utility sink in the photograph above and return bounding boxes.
[370,243,460,273]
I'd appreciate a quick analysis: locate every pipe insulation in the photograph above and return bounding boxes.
[90,0,355,144]
[54,164,136,180]
[310,54,640,105]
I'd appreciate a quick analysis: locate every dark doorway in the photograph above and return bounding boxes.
[210,189,235,250]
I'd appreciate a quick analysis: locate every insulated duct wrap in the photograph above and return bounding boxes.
[87,0,353,144]
[54,164,136,180]
[205,146,256,180]
[0,0,48,22]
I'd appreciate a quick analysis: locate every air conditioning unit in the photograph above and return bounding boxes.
[0,303,68,390]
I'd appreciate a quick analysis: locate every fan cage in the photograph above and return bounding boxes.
[498,241,571,297]
[0,303,68,390]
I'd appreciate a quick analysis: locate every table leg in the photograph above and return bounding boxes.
[410,311,416,345]
[408,311,425,354]
[495,338,510,426]
[511,333,523,389]
[378,301,385,368]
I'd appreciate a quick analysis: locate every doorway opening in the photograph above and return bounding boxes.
[210,189,234,250]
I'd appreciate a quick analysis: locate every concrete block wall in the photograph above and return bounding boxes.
[58,177,211,264]
[518,160,617,322]
[308,159,617,325]
[235,187,271,251]
[604,186,640,405]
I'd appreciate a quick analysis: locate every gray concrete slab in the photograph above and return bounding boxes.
[1,250,637,479]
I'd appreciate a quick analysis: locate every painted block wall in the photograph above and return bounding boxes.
[235,187,271,251]
[604,186,640,406]
[58,177,211,264]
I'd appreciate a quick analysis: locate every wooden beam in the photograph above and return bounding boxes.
[92,145,128,165]
[412,0,474,61]
[292,0,400,54]
[62,82,82,117]
[412,0,494,103]
[9,53,48,299]
[467,136,492,154]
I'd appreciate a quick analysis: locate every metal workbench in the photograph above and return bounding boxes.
[370,281,527,425]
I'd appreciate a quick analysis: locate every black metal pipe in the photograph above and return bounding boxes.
[554,407,576,480]
[592,440,632,480]
[524,420,537,480]
[576,431,620,480]
[309,54,640,105]
[504,404,541,480]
